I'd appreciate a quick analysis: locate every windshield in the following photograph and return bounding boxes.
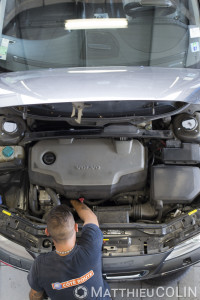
[0,0,200,72]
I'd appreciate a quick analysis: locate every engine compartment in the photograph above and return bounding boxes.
[1,104,200,227]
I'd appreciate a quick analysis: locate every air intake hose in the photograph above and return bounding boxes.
[130,202,158,220]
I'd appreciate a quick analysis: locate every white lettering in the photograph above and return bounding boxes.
[140,288,146,297]
[176,286,183,298]
[91,287,102,297]
[157,287,165,297]
[90,286,197,298]
[118,288,126,297]
[147,288,154,297]
[103,289,112,298]
[111,288,118,297]
[189,286,197,298]
[127,289,135,297]
[166,287,174,298]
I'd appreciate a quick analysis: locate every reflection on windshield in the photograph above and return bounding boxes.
[0,0,200,72]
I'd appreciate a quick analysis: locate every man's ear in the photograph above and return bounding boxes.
[75,223,78,233]
[45,228,50,236]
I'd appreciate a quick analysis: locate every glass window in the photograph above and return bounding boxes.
[0,0,200,71]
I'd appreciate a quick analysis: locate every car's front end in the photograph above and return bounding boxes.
[1,0,200,281]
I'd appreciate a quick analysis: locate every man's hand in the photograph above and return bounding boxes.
[70,200,99,227]
[29,289,44,300]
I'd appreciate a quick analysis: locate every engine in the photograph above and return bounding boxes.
[29,138,147,200]
[2,108,200,225]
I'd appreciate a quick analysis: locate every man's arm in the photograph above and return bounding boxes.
[29,289,44,300]
[70,200,99,227]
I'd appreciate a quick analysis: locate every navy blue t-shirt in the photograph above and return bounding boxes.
[27,224,111,300]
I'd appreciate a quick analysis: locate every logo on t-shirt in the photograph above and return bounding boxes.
[52,270,94,290]
[52,282,62,290]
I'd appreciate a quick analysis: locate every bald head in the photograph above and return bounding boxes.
[46,205,75,243]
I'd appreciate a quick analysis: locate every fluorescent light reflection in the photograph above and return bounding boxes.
[65,18,128,30]
[68,69,127,74]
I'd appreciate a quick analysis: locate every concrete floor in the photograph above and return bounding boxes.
[1,262,200,300]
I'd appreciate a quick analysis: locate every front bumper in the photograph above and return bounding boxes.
[1,234,200,281]
[102,246,200,281]
[1,206,200,280]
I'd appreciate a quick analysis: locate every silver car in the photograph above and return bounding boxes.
[0,0,200,281]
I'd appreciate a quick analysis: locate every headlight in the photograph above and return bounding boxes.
[165,233,200,261]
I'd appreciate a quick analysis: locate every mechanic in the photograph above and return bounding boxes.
[27,200,111,300]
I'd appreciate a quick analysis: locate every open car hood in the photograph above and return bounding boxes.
[0,66,200,107]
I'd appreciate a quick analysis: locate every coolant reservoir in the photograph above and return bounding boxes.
[0,146,24,162]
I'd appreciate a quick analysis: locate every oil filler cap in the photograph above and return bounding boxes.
[2,146,14,158]
[42,152,56,165]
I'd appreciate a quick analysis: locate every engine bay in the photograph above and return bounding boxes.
[1,102,200,228]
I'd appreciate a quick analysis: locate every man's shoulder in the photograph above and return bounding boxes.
[34,251,56,264]
[78,223,103,254]
[82,223,102,234]
[81,223,103,240]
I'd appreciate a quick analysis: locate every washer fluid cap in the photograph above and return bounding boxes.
[2,146,14,158]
